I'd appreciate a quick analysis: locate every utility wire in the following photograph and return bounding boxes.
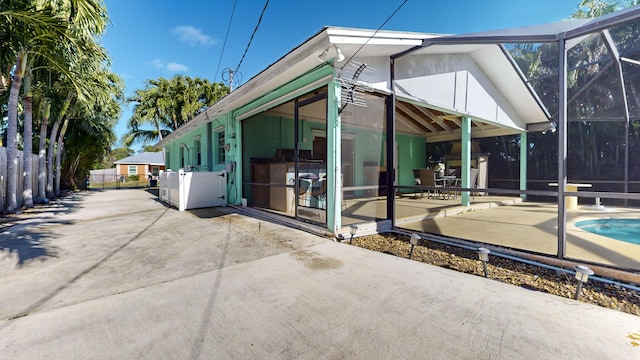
[234,0,270,74]
[341,0,409,68]
[214,0,238,83]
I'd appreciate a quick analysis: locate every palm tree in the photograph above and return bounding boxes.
[4,48,28,213]
[36,97,51,202]
[1,0,112,211]
[22,68,35,208]
[123,75,229,147]
[60,71,122,189]
[46,91,73,199]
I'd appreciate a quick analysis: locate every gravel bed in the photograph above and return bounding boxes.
[350,233,640,317]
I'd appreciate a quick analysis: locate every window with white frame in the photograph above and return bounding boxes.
[216,131,225,164]
[179,146,185,168]
[166,149,171,169]
[128,165,137,176]
[194,137,202,166]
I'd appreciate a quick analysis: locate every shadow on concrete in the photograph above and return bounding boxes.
[145,188,159,197]
[190,212,232,359]
[0,193,83,267]
[0,207,169,327]
[0,227,62,266]
[187,207,230,219]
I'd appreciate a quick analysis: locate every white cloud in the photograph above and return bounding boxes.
[118,72,133,80]
[171,25,216,47]
[166,62,189,72]
[148,59,165,69]
[146,59,189,73]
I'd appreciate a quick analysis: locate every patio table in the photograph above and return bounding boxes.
[548,183,592,210]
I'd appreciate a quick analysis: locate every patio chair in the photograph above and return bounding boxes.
[447,177,461,199]
[310,178,327,209]
[412,169,422,197]
[417,169,443,199]
[297,178,312,207]
[470,168,479,200]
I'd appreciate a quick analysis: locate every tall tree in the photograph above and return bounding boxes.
[1,0,116,211]
[37,97,51,202]
[123,75,229,147]
[1,1,70,213]
[22,68,34,208]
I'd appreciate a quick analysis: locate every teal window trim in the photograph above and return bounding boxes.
[194,137,202,166]
[216,131,226,164]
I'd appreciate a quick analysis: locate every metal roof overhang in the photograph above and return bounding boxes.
[396,4,640,48]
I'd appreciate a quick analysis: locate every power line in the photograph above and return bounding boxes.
[341,0,409,68]
[234,0,270,74]
[214,0,238,83]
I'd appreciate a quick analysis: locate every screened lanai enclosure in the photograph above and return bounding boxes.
[157,6,640,273]
[389,7,640,272]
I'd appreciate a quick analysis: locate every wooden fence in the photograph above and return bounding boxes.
[89,168,117,184]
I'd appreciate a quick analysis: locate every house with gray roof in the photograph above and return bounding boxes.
[114,152,165,180]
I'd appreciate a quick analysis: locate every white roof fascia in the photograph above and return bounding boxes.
[157,27,442,149]
[325,27,435,41]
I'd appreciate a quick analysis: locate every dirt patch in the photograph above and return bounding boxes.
[291,250,343,270]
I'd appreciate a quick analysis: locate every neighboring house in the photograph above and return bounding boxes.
[114,152,165,180]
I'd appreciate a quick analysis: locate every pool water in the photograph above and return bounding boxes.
[575,219,640,245]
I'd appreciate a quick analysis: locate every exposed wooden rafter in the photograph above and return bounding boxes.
[414,106,453,133]
[396,102,440,133]
[396,111,429,135]
[472,120,487,130]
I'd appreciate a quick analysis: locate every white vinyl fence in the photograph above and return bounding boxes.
[0,147,39,211]
[158,169,227,211]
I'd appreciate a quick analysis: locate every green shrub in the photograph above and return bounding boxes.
[127,175,140,181]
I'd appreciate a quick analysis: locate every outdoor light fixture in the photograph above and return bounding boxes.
[409,234,420,259]
[317,45,345,63]
[335,46,345,62]
[573,265,594,300]
[477,247,490,278]
[349,225,358,244]
[527,121,557,134]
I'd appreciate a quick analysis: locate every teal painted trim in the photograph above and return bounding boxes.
[461,116,471,206]
[234,65,334,119]
[231,114,242,205]
[520,132,527,200]
[327,77,341,232]
[206,122,213,171]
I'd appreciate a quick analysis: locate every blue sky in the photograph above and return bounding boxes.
[101,0,581,151]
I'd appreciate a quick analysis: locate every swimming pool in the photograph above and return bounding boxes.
[575,219,640,245]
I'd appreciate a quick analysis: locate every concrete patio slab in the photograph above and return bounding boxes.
[0,189,638,359]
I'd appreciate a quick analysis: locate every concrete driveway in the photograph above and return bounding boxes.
[0,189,638,359]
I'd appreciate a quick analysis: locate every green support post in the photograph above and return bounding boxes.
[520,132,527,200]
[461,116,471,206]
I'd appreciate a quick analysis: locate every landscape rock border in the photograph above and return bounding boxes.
[349,233,640,316]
